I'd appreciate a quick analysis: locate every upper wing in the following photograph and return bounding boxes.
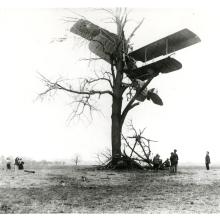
[126,57,182,80]
[128,29,201,62]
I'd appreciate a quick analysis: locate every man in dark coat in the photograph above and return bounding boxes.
[153,154,160,171]
[170,152,175,173]
[173,149,179,173]
[205,151,211,170]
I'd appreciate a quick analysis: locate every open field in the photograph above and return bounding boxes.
[0,165,220,213]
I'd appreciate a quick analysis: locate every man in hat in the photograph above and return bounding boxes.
[205,151,211,170]
[173,149,179,173]
[170,152,175,173]
[153,154,160,172]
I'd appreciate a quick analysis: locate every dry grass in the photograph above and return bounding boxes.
[0,165,220,213]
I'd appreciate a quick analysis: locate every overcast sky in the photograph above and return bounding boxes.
[0,5,220,165]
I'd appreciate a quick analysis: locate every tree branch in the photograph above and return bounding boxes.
[122,134,146,161]
[138,140,149,159]
[38,74,113,98]
[127,18,145,44]
[121,77,153,128]
[38,73,113,121]
[84,76,113,90]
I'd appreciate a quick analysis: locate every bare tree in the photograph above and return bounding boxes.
[39,9,161,167]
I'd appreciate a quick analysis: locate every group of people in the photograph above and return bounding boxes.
[153,149,179,173]
[152,150,212,173]
[3,151,212,172]
[5,157,24,170]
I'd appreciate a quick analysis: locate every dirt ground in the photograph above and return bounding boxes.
[0,165,220,213]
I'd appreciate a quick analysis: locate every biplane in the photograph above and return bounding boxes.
[70,19,201,105]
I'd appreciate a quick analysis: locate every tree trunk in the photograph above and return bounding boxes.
[111,58,123,165]
[111,21,126,165]
[111,94,122,165]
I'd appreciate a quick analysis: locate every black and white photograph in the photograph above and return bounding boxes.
[0,0,220,215]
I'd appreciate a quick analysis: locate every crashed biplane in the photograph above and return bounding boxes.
[70,19,201,105]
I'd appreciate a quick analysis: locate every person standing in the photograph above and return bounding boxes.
[6,157,11,170]
[153,154,160,172]
[173,149,179,173]
[205,151,211,170]
[170,152,175,173]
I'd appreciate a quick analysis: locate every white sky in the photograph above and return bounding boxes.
[0,2,220,165]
